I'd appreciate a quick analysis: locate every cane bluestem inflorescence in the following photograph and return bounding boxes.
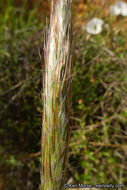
[41,0,72,189]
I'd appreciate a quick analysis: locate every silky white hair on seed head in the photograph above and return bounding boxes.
[41,0,72,189]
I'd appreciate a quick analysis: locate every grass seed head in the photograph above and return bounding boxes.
[41,0,72,189]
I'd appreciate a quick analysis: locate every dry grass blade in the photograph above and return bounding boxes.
[41,0,72,189]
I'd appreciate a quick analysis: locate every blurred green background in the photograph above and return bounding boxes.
[0,0,127,189]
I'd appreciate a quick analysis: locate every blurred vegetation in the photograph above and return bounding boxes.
[0,0,127,189]
[0,0,44,189]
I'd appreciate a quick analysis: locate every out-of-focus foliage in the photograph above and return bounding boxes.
[69,0,127,187]
[0,0,44,189]
[0,0,127,189]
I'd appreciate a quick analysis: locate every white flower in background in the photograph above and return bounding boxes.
[116,1,127,16]
[86,18,104,35]
[110,4,121,15]
[110,1,127,16]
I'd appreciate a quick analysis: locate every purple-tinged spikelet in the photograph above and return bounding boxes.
[41,0,72,189]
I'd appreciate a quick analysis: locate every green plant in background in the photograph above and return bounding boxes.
[0,0,44,189]
[41,0,72,189]
[70,12,127,185]
[0,0,42,61]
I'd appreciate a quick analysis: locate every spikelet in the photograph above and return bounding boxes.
[41,0,72,189]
